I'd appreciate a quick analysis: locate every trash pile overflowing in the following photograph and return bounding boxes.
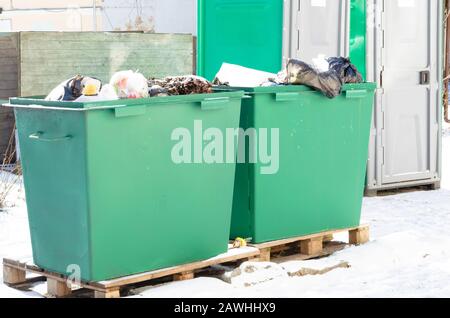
[276,56,363,98]
[45,75,104,102]
[110,70,149,99]
[327,57,363,84]
[214,56,363,99]
[45,71,214,102]
[213,63,277,88]
[148,76,212,97]
[283,59,343,98]
[44,56,362,102]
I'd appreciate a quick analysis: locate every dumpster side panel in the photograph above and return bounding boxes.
[230,98,255,240]
[324,90,374,229]
[86,98,241,280]
[14,109,92,279]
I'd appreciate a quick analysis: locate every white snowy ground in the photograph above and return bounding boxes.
[1,125,450,298]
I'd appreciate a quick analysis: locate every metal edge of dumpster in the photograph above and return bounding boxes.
[6,90,246,110]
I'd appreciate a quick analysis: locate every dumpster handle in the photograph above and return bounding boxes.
[29,132,72,142]
[345,90,368,99]
[275,92,300,102]
[200,97,230,110]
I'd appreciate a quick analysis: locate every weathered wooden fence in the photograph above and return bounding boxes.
[0,31,195,161]
[0,33,19,162]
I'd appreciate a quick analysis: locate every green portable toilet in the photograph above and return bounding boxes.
[198,0,367,80]
[197,0,284,80]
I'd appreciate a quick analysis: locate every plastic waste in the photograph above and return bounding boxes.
[312,54,330,73]
[327,57,363,84]
[285,59,342,98]
[45,76,102,101]
[148,84,169,97]
[214,63,277,87]
[110,70,149,99]
[265,69,288,86]
[211,57,361,98]
[74,84,119,102]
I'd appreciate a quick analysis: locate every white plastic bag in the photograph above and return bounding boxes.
[213,63,277,87]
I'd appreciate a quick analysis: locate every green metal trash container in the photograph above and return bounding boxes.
[230,83,376,243]
[5,91,243,281]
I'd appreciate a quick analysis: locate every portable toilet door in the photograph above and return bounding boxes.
[197,0,284,81]
[282,0,351,65]
[365,0,443,195]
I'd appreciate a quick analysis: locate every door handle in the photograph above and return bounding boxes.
[29,132,72,142]
[419,71,430,85]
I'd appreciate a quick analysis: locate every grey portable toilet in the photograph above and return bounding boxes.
[283,0,443,195]
[365,0,443,195]
[282,0,351,65]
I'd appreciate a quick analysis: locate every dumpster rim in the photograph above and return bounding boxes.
[215,82,377,95]
[5,91,246,111]
[2,103,127,112]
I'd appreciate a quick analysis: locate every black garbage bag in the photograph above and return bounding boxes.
[286,59,342,98]
[327,57,363,84]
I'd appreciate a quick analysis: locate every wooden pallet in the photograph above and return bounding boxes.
[250,224,370,262]
[3,225,369,298]
[3,246,259,298]
[365,182,440,197]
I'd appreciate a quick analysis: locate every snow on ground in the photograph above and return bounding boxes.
[1,125,450,298]
[442,123,450,190]
[135,190,450,298]
[0,172,35,298]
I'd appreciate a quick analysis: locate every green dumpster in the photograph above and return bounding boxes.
[230,83,376,243]
[6,91,243,281]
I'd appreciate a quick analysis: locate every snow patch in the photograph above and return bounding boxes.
[220,262,288,287]
[133,277,236,298]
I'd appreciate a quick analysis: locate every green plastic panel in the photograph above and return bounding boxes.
[10,91,243,281]
[230,83,376,243]
[197,0,284,80]
[350,0,367,80]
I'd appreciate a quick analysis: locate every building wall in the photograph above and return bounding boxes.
[153,0,197,35]
[0,0,103,31]
[0,0,197,34]
[102,0,197,35]
[0,0,102,10]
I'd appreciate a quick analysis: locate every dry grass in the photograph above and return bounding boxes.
[0,125,22,209]
[114,16,156,33]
